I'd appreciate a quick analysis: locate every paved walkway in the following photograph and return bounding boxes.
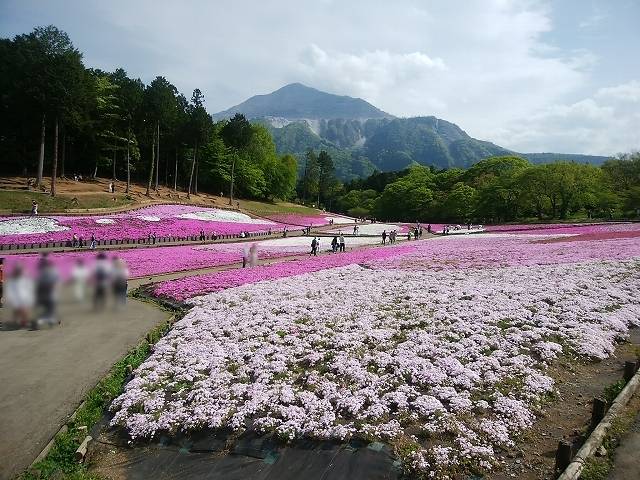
[608,410,640,480]
[0,296,169,480]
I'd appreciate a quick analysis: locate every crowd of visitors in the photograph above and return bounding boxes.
[1,253,130,329]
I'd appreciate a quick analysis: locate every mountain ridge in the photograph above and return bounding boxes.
[214,83,610,179]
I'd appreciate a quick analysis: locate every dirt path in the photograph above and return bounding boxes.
[0,295,169,480]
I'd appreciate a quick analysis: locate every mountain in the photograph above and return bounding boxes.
[215,83,611,179]
[214,82,392,121]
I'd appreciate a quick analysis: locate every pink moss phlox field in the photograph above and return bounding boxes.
[153,244,416,301]
[372,225,640,271]
[485,222,636,235]
[111,259,640,475]
[2,243,300,280]
[0,204,281,245]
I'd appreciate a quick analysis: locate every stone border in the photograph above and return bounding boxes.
[557,363,640,480]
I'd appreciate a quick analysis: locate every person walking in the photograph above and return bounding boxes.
[331,236,338,253]
[35,255,59,327]
[339,233,345,252]
[112,257,129,308]
[311,237,318,256]
[31,201,38,216]
[93,252,111,310]
[382,230,387,245]
[4,263,34,328]
[90,234,96,250]
[70,259,89,302]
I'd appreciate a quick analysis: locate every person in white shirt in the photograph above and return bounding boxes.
[5,264,34,328]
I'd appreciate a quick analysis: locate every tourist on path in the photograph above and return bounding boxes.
[311,237,318,256]
[35,255,59,327]
[382,230,387,245]
[31,201,38,216]
[331,236,338,253]
[71,259,88,302]
[93,253,111,310]
[339,233,345,252]
[112,257,129,308]
[5,263,33,328]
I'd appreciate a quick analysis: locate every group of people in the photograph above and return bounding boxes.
[381,229,401,244]
[1,253,130,329]
[69,233,98,249]
[441,223,484,234]
[330,234,346,253]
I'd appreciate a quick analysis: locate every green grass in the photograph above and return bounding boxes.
[239,199,320,216]
[19,314,177,480]
[0,191,134,213]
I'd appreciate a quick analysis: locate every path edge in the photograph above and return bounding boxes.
[557,366,640,480]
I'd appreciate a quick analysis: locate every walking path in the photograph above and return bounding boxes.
[608,409,640,479]
[0,297,169,480]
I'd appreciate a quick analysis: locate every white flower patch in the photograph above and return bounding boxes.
[136,215,161,222]
[0,217,69,235]
[331,223,401,235]
[111,259,640,476]
[95,218,116,224]
[177,210,275,224]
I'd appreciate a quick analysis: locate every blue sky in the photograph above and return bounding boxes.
[1,0,638,155]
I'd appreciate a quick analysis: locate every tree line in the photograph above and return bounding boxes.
[0,26,297,201]
[334,154,640,223]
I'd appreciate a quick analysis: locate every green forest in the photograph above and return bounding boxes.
[0,26,297,201]
[332,154,640,222]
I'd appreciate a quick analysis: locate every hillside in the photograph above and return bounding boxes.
[214,83,392,121]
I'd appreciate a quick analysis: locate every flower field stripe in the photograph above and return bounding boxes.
[0,204,284,245]
[153,243,416,301]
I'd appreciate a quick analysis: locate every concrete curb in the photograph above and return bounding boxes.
[557,366,640,480]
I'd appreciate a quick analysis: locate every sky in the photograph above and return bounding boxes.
[1,0,638,156]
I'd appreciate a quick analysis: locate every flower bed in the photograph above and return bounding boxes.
[111,259,640,476]
[0,204,280,245]
[2,243,297,280]
[153,244,416,301]
[484,222,635,235]
[371,224,640,271]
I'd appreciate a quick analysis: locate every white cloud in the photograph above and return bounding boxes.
[596,80,640,102]
[492,82,640,155]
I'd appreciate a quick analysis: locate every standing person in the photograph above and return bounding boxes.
[90,234,96,250]
[331,236,338,253]
[93,252,111,310]
[414,228,419,240]
[31,201,38,216]
[35,255,59,327]
[249,243,259,267]
[242,244,249,268]
[0,257,3,307]
[72,233,79,248]
[353,225,357,235]
[339,233,345,252]
[382,230,387,245]
[427,224,432,234]
[70,259,89,302]
[311,237,318,256]
[112,257,129,308]
[5,263,34,328]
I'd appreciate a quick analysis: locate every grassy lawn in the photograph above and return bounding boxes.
[0,191,135,214]
[239,199,321,216]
